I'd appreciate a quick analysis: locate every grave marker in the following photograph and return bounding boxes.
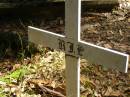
[28,0,129,97]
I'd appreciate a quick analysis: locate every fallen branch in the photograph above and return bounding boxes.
[28,79,66,97]
[38,83,66,97]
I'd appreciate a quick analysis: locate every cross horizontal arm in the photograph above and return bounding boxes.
[79,41,129,73]
[28,26,129,73]
[28,26,65,49]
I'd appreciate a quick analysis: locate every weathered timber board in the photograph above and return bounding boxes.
[83,0,119,4]
[0,0,119,8]
[0,1,119,15]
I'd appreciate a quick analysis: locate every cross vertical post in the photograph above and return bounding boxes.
[65,0,81,97]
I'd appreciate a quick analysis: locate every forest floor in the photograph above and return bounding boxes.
[0,4,130,97]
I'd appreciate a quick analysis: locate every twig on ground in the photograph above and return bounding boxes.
[38,83,66,97]
[28,80,66,97]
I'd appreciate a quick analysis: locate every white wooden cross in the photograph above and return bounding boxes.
[28,0,129,97]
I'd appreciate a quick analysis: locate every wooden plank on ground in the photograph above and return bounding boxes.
[82,0,119,5]
[52,0,119,5]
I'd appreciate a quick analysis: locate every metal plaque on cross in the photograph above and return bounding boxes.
[28,0,129,97]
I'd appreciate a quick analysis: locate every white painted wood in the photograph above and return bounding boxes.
[65,0,81,97]
[28,26,65,49]
[28,0,129,97]
[65,56,80,97]
[79,41,129,73]
[65,0,81,41]
[28,26,129,73]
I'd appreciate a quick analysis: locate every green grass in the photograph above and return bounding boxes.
[0,66,29,84]
[0,65,30,97]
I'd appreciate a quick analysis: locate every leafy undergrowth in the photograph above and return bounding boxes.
[0,49,66,97]
[0,66,29,97]
[0,48,130,97]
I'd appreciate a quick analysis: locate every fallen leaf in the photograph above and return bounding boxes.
[104,87,122,96]
[0,81,6,85]
[128,18,130,22]
[104,44,113,49]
